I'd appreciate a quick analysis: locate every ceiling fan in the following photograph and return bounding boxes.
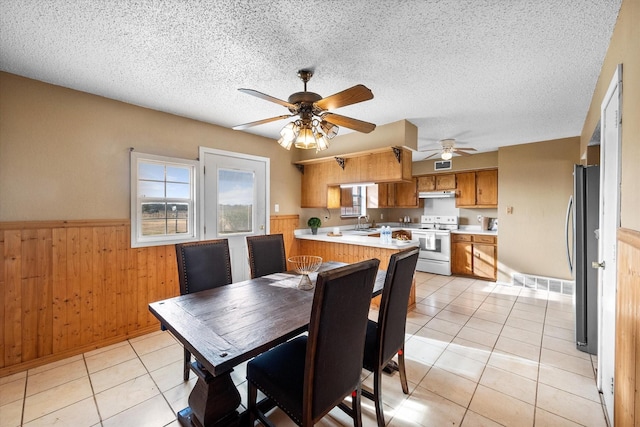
[233,69,376,152]
[420,138,477,160]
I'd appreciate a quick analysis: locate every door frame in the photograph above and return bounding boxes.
[597,63,622,425]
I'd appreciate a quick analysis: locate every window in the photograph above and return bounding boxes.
[217,168,254,235]
[130,152,198,247]
[340,185,367,218]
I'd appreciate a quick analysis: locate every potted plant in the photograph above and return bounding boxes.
[307,217,321,235]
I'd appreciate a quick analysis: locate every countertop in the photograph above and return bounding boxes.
[451,227,498,236]
[295,226,418,250]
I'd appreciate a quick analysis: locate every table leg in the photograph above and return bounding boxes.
[177,363,241,427]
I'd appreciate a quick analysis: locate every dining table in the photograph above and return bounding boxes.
[148,261,386,427]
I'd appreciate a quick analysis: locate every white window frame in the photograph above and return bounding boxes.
[130,151,199,248]
[340,184,367,218]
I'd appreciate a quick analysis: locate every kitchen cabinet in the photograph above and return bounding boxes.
[298,147,413,208]
[417,173,455,192]
[455,169,498,208]
[417,175,435,192]
[451,233,497,280]
[435,173,456,190]
[367,178,420,208]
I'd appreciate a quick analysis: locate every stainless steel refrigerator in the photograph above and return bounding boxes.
[566,164,599,355]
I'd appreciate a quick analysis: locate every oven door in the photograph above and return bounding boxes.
[414,230,451,262]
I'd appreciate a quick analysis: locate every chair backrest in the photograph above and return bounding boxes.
[303,258,380,423]
[246,234,287,279]
[175,239,232,295]
[377,247,419,364]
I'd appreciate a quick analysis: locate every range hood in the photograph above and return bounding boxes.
[418,191,456,199]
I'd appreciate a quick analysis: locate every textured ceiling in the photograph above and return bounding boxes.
[0,0,621,161]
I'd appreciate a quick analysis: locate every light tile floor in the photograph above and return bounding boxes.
[0,272,609,427]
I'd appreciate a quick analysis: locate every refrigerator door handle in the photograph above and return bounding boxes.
[565,195,573,273]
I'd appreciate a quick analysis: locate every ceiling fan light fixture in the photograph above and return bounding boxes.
[319,120,339,139]
[313,129,329,152]
[294,125,317,150]
[441,151,453,160]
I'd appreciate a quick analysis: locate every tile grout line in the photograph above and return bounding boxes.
[83,351,105,426]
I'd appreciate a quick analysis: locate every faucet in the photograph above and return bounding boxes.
[357,215,367,230]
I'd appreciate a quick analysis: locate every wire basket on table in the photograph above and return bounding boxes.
[288,255,323,290]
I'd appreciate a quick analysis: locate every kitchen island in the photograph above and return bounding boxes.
[295,227,419,307]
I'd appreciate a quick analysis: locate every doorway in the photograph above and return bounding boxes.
[597,64,621,424]
[200,148,270,282]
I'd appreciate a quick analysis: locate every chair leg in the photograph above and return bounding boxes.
[183,347,191,381]
[247,382,257,426]
[373,368,385,427]
[398,348,409,394]
[352,388,363,427]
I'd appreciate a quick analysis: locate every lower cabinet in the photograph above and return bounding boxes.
[451,234,497,281]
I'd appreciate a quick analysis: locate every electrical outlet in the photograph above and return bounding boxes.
[274,204,279,213]
[477,215,482,223]
[380,213,384,220]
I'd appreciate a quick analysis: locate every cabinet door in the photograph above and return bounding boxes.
[473,243,496,280]
[417,175,435,192]
[394,178,419,207]
[476,169,498,206]
[435,173,456,190]
[327,186,341,209]
[375,183,392,208]
[301,163,328,207]
[455,172,476,207]
[451,242,473,275]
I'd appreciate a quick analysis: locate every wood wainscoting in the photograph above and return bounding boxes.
[297,239,416,309]
[615,227,640,427]
[0,215,300,376]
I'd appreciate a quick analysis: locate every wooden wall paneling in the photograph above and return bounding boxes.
[4,230,22,367]
[92,226,105,343]
[615,228,640,427]
[104,226,118,339]
[52,228,67,352]
[270,215,300,265]
[66,227,82,350]
[36,228,53,358]
[21,229,37,362]
[79,227,94,344]
[116,225,129,336]
[0,231,5,367]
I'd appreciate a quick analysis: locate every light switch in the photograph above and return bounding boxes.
[274,204,279,212]
[506,206,513,214]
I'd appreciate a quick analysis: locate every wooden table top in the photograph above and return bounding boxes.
[149,261,386,377]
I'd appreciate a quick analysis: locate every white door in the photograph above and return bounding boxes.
[597,64,621,424]
[200,148,270,282]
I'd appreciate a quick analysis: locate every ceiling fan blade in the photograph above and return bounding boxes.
[232,114,294,130]
[423,152,441,160]
[238,88,297,110]
[322,113,376,133]
[314,85,374,111]
[456,150,473,156]
[455,147,477,151]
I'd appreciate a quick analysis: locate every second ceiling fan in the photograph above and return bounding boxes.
[233,69,376,151]
[421,138,477,160]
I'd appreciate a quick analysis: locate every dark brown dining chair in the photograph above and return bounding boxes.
[361,247,419,427]
[246,233,287,279]
[246,258,381,427]
[175,239,232,380]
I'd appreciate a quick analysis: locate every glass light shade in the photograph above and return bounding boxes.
[319,120,339,139]
[441,151,453,160]
[294,126,317,149]
[278,135,294,150]
[314,130,329,152]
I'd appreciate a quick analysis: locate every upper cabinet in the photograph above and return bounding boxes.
[455,169,498,208]
[417,173,456,191]
[298,147,413,208]
[369,178,420,208]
